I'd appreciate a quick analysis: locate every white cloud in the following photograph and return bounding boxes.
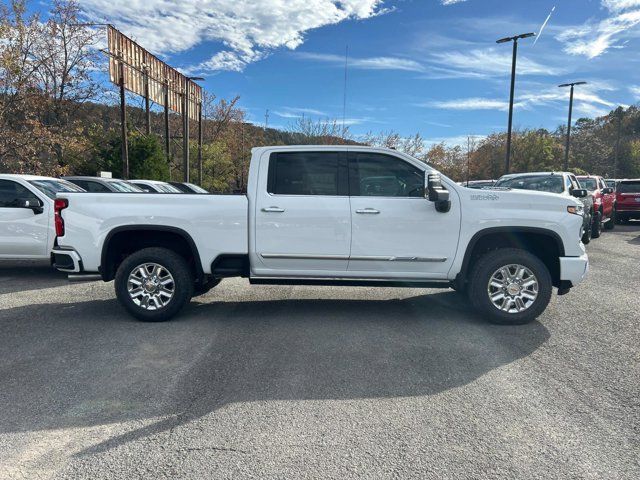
[630,85,640,97]
[557,0,640,58]
[274,107,329,118]
[81,0,389,72]
[427,48,563,79]
[440,0,469,5]
[422,98,510,111]
[295,52,426,72]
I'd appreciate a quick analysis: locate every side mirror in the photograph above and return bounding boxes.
[602,187,613,194]
[571,188,588,198]
[426,173,451,213]
[22,198,44,214]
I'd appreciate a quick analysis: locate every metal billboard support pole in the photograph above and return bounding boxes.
[164,81,170,164]
[198,100,203,186]
[144,65,151,136]
[183,79,190,183]
[119,61,129,179]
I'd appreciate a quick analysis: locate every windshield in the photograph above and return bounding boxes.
[578,178,598,191]
[28,179,85,199]
[617,181,640,193]
[183,182,208,193]
[109,181,143,193]
[494,175,564,194]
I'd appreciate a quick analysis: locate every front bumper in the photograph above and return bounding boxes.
[52,248,82,273]
[559,253,589,287]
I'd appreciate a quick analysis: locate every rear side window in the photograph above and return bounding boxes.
[268,152,342,196]
[349,153,424,197]
[83,181,111,193]
[618,181,640,193]
[0,180,40,207]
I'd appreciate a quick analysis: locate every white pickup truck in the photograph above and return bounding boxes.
[53,146,589,325]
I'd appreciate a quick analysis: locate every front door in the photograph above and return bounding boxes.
[0,180,50,258]
[253,150,351,276]
[347,151,461,279]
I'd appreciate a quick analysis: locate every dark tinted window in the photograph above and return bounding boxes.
[349,153,424,197]
[83,181,111,193]
[268,152,340,196]
[618,181,640,193]
[0,180,39,207]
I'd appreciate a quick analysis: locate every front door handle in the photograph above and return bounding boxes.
[355,208,380,214]
[262,206,285,213]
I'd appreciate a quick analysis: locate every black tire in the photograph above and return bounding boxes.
[582,213,592,244]
[468,248,552,325]
[192,277,221,298]
[604,208,615,230]
[591,211,602,238]
[114,247,193,322]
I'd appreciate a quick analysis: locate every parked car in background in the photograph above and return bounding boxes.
[494,172,595,243]
[0,174,85,260]
[129,180,182,193]
[615,179,640,223]
[460,180,496,189]
[168,182,209,194]
[576,175,616,231]
[63,176,144,193]
[53,145,588,325]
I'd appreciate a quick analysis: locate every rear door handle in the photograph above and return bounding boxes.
[262,206,285,213]
[355,208,380,214]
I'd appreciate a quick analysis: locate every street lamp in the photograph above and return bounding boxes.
[558,81,587,171]
[496,32,535,174]
[183,76,204,182]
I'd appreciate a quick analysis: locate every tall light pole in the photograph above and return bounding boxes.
[183,76,204,182]
[559,81,587,171]
[497,32,535,175]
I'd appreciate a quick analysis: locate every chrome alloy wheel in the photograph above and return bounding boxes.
[127,263,175,311]
[487,264,538,314]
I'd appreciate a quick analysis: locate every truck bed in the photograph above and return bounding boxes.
[56,193,249,274]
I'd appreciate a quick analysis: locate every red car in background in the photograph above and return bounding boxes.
[577,175,616,233]
[615,179,640,223]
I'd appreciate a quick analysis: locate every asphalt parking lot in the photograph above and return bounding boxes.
[1,224,638,479]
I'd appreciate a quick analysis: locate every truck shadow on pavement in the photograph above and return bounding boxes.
[0,261,68,294]
[0,290,549,455]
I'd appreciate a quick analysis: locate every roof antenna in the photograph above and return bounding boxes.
[342,45,349,138]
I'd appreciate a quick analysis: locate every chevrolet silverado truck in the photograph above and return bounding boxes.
[52,146,589,325]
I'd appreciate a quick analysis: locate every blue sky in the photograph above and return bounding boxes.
[44,1,640,144]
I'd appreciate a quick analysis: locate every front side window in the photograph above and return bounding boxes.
[0,180,40,207]
[349,153,424,197]
[268,152,340,196]
[83,181,111,193]
[109,181,143,193]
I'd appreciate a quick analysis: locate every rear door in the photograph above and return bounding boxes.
[347,151,461,279]
[0,180,50,258]
[599,177,614,217]
[253,150,351,275]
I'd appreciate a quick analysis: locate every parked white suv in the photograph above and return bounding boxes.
[54,146,589,325]
[0,174,84,260]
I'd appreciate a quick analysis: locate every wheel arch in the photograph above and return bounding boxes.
[100,225,204,282]
[458,227,564,288]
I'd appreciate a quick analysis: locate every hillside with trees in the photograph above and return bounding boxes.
[1,0,639,194]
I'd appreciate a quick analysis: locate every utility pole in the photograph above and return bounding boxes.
[264,109,269,131]
[614,107,623,178]
[143,63,151,135]
[496,32,535,174]
[559,82,587,171]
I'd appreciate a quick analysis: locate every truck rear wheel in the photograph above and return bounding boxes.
[468,248,552,325]
[114,247,193,322]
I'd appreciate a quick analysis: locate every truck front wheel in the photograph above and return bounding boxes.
[114,247,194,322]
[468,248,552,325]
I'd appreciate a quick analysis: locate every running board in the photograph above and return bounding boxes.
[249,278,452,288]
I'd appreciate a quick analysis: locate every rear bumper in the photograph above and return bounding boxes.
[559,253,589,287]
[52,248,82,273]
